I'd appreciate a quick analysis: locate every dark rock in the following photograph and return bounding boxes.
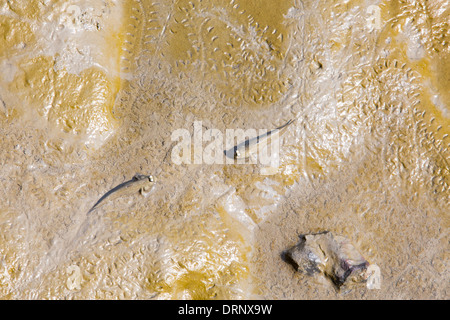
[283,231,369,289]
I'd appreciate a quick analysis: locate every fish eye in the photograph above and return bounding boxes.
[148,175,154,182]
[234,150,240,159]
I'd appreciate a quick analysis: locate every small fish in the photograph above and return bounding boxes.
[224,119,295,160]
[87,174,155,214]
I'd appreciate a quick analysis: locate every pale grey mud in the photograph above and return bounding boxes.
[0,0,448,299]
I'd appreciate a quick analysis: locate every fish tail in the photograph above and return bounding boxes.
[278,119,296,130]
[87,205,96,215]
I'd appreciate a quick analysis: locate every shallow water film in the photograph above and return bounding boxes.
[0,0,448,299]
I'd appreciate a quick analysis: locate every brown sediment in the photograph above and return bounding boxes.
[0,0,448,299]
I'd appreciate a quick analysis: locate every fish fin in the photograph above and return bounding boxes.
[140,185,154,197]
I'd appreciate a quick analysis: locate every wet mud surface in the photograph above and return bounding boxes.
[0,0,449,299]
